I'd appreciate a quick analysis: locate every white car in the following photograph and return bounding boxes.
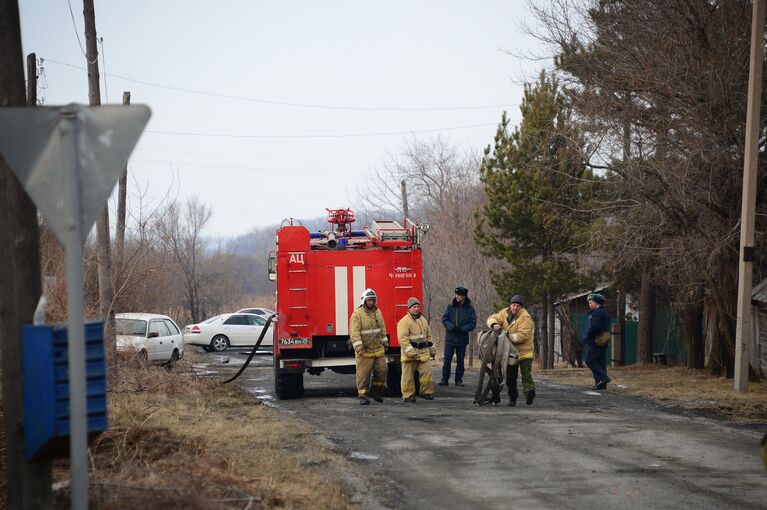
[183,312,274,352]
[235,307,276,318]
[115,313,184,364]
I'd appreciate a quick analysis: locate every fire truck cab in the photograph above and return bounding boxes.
[268,208,425,399]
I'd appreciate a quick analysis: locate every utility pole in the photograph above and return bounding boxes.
[115,91,129,289]
[26,52,36,105]
[734,0,765,392]
[0,2,51,508]
[83,0,116,378]
[401,180,408,220]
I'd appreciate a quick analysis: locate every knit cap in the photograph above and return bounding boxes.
[587,293,605,304]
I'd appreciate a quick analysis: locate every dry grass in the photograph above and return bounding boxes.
[540,364,767,424]
[1,357,357,509]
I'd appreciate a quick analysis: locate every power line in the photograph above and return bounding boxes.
[195,189,342,199]
[43,58,513,112]
[144,122,496,140]
[65,1,97,64]
[98,37,108,103]
[136,147,370,167]
[131,158,355,177]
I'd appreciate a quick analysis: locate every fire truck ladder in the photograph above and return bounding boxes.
[392,250,416,313]
[287,260,309,335]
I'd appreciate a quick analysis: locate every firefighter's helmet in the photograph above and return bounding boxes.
[360,288,377,306]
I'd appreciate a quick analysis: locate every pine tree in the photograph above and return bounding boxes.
[474,72,596,367]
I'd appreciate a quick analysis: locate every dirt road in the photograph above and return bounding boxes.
[199,351,767,510]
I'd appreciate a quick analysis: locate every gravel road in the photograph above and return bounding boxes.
[197,350,767,510]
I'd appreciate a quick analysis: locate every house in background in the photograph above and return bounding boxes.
[751,278,767,376]
[555,287,685,368]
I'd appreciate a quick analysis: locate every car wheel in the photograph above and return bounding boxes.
[210,335,229,352]
[165,349,180,368]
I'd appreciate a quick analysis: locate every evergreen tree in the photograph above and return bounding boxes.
[474,72,596,366]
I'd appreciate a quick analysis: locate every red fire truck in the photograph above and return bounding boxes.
[268,208,426,399]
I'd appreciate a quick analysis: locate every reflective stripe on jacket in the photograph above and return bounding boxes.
[349,306,387,358]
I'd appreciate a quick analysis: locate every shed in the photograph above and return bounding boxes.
[752,278,767,375]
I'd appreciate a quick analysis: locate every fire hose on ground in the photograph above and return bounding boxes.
[222,313,277,385]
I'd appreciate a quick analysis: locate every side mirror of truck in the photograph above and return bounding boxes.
[267,253,277,282]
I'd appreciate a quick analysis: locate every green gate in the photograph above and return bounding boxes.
[572,308,684,366]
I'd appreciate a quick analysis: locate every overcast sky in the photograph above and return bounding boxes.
[18,1,548,237]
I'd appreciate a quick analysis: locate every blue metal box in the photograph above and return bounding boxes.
[23,322,108,461]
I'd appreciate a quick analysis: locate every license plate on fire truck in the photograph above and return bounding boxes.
[278,337,310,346]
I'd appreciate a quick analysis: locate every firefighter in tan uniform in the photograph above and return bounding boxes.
[349,288,388,405]
[487,294,536,406]
[398,297,436,402]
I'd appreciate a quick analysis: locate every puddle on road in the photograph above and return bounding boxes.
[349,452,379,461]
[190,364,216,376]
[245,388,274,399]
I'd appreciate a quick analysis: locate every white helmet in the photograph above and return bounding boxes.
[360,288,377,306]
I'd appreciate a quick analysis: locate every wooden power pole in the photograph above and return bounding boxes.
[26,52,36,106]
[0,2,52,508]
[115,91,129,282]
[734,0,766,392]
[401,180,409,220]
[83,0,116,356]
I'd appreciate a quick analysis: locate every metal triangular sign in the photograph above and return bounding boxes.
[0,103,151,245]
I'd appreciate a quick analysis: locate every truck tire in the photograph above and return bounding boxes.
[275,371,304,399]
[386,362,402,396]
[274,356,304,399]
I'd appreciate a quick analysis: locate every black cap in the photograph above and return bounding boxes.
[455,286,468,296]
[509,294,525,306]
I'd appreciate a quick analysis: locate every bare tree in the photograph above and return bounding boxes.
[156,198,213,324]
[358,137,500,362]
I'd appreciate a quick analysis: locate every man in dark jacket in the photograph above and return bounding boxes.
[582,292,611,390]
[438,286,477,386]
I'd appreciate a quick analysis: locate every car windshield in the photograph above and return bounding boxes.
[116,318,147,336]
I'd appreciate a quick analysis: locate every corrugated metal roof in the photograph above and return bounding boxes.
[753,278,767,303]
[555,284,610,305]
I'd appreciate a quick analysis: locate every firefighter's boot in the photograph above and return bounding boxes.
[403,396,416,403]
[359,397,371,405]
[370,387,384,403]
[525,389,536,405]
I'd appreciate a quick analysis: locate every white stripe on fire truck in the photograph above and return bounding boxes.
[335,266,348,335]
[352,266,366,311]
